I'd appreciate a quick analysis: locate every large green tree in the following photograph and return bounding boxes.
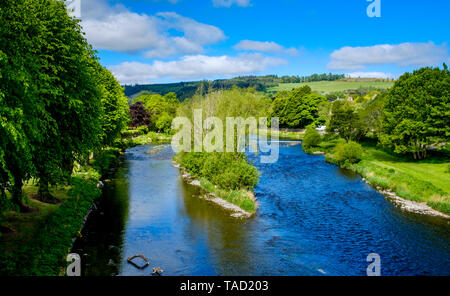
[380,66,449,160]
[0,0,109,204]
[96,65,130,146]
[327,101,362,142]
[271,86,326,128]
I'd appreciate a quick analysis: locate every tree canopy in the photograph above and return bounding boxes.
[380,66,449,159]
[0,0,129,207]
[270,86,326,128]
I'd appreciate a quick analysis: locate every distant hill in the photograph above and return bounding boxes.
[123,73,347,101]
[268,79,395,94]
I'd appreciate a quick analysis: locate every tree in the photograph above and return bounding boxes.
[129,102,151,127]
[134,92,179,132]
[303,126,321,148]
[0,0,108,203]
[327,101,362,142]
[155,113,173,133]
[380,66,449,160]
[271,86,326,128]
[96,65,130,146]
[0,0,46,207]
[29,0,103,200]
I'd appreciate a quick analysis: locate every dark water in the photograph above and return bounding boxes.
[72,143,450,276]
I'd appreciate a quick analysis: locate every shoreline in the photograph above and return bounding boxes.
[315,153,450,220]
[172,161,255,219]
[362,178,450,220]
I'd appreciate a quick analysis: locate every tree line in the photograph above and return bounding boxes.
[0,0,130,212]
[300,65,449,161]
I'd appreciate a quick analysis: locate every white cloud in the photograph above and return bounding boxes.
[109,54,286,84]
[345,72,395,79]
[234,40,299,55]
[212,0,251,7]
[80,0,225,57]
[328,42,449,70]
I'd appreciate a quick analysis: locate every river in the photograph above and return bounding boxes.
[72,143,450,276]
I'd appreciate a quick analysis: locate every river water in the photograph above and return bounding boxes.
[72,143,450,276]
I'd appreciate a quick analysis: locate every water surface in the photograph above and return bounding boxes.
[73,143,450,276]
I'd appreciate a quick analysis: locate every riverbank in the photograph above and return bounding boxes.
[305,138,450,219]
[0,150,119,275]
[0,143,137,275]
[172,161,256,219]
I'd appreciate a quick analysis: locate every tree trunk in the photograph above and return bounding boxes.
[38,178,53,202]
[11,176,24,208]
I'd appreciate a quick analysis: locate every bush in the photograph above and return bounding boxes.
[334,141,363,164]
[92,148,121,176]
[303,126,321,148]
[180,152,259,191]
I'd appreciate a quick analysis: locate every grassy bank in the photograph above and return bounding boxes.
[0,148,123,275]
[115,130,172,150]
[175,152,259,215]
[306,138,450,215]
[199,178,257,214]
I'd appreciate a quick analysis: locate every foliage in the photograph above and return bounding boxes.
[270,86,327,128]
[334,141,363,165]
[327,101,364,142]
[0,176,101,276]
[180,152,259,191]
[380,66,449,160]
[269,80,394,94]
[303,126,321,148]
[129,102,151,128]
[92,148,122,177]
[133,92,179,132]
[97,66,130,146]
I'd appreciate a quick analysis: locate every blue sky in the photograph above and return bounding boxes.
[77,0,450,84]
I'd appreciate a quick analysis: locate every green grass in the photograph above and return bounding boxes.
[268,80,394,94]
[199,178,256,213]
[260,129,305,140]
[313,138,450,215]
[0,148,122,275]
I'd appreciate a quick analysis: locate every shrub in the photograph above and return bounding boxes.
[180,152,259,191]
[303,126,321,148]
[334,141,363,164]
[92,148,121,177]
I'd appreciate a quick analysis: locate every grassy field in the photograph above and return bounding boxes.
[308,138,450,215]
[268,80,395,93]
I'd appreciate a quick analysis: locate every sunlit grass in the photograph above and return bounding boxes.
[268,80,394,93]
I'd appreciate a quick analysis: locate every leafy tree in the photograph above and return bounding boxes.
[96,66,130,146]
[29,0,103,200]
[327,101,363,142]
[155,113,173,133]
[133,92,179,132]
[303,126,321,148]
[334,141,363,164]
[129,102,151,128]
[0,0,47,207]
[0,0,108,203]
[271,86,326,128]
[380,66,449,160]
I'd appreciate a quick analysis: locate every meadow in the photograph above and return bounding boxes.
[268,80,395,93]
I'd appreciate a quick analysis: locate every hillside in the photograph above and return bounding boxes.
[268,80,394,94]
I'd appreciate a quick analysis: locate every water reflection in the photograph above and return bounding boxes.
[73,144,450,276]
